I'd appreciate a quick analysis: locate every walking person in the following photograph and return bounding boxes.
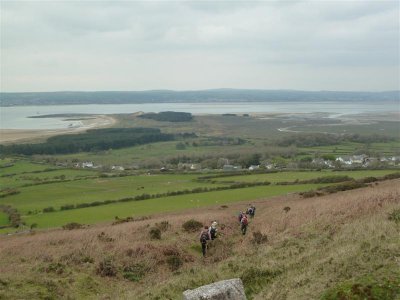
[209,221,218,240]
[240,214,248,235]
[247,204,256,218]
[199,226,211,257]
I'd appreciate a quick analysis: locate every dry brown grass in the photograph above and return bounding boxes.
[0,179,399,299]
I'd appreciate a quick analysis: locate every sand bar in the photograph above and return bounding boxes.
[0,115,116,144]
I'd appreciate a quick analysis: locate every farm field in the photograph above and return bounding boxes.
[209,169,398,183]
[21,183,326,229]
[0,167,398,231]
[0,168,99,188]
[0,174,226,214]
[299,141,400,156]
[0,159,55,174]
[0,212,9,227]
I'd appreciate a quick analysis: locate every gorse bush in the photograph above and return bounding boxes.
[97,257,117,277]
[155,220,170,232]
[388,208,400,224]
[62,222,84,230]
[182,219,203,232]
[149,227,161,240]
[122,263,149,282]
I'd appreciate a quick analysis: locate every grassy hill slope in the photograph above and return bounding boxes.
[0,179,399,299]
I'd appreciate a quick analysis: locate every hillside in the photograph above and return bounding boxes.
[1,89,399,106]
[0,179,399,299]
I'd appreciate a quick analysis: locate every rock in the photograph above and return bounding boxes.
[183,278,247,300]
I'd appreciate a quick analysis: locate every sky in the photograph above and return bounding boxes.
[1,0,399,92]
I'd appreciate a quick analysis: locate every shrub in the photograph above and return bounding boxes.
[62,222,84,230]
[388,209,400,224]
[60,204,75,210]
[383,172,400,180]
[252,231,268,245]
[182,219,203,232]
[97,257,117,277]
[43,206,56,213]
[300,190,319,198]
[166,255,183,271]
[122,263,149,282]
[149,227,161,240]
[97,232,114,242]
[44,262,65,275]
[155,221,170,232]
[319,181,366,194]
[360,176,378,183]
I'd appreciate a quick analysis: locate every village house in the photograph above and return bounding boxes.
[248,165,260,171]
[223,164,242,171]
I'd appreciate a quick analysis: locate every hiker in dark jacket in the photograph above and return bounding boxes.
[199,226,211,257]
[247,204,256,218]
[240,214,249,235]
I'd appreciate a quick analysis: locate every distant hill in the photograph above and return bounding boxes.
[1,89,399,106]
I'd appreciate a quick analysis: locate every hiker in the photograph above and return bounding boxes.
[238,211,245,223]
[240,214,248,235]
[199,226,211,257]
[247,204,256,218]
[209,221,218,240]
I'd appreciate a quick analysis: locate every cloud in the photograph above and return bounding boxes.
[1,1,399,92]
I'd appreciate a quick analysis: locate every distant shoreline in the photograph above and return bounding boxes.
[1,89,398,107]
[0,115,116,144]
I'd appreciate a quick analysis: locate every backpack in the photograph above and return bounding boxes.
[241,217,248,226]
[210,227,216,239]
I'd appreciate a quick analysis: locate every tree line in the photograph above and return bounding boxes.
[0,128,174,155]
[138,111,193,122]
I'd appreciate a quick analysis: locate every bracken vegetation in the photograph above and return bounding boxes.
[0,179,398,299]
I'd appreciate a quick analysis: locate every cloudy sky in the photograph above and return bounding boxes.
[1,1,399,92]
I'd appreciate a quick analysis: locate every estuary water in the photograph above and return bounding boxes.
[0,101,398,129]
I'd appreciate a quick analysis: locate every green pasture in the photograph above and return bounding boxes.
[0,160,55,175]
[22,183,326,228]
[0,168,99,189]
[0,174,227,213]
[0,211,9,227]
[301,141,400,157]
[209,169,398,184]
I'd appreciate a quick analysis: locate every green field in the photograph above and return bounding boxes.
[300,141,400,156]
[210,170,398,183]
[22,183,325,228]
[0,211,9,227]
[0,168,99,189]
[1,168,398,231]
[0,174,227,213]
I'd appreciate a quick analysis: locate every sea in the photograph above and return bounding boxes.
[1,101,398,130]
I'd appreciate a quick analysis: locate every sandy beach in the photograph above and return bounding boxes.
[0,115,116,144]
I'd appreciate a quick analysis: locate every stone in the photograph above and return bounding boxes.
[183,278,247,300]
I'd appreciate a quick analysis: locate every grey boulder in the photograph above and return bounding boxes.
[183,278,247,300]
